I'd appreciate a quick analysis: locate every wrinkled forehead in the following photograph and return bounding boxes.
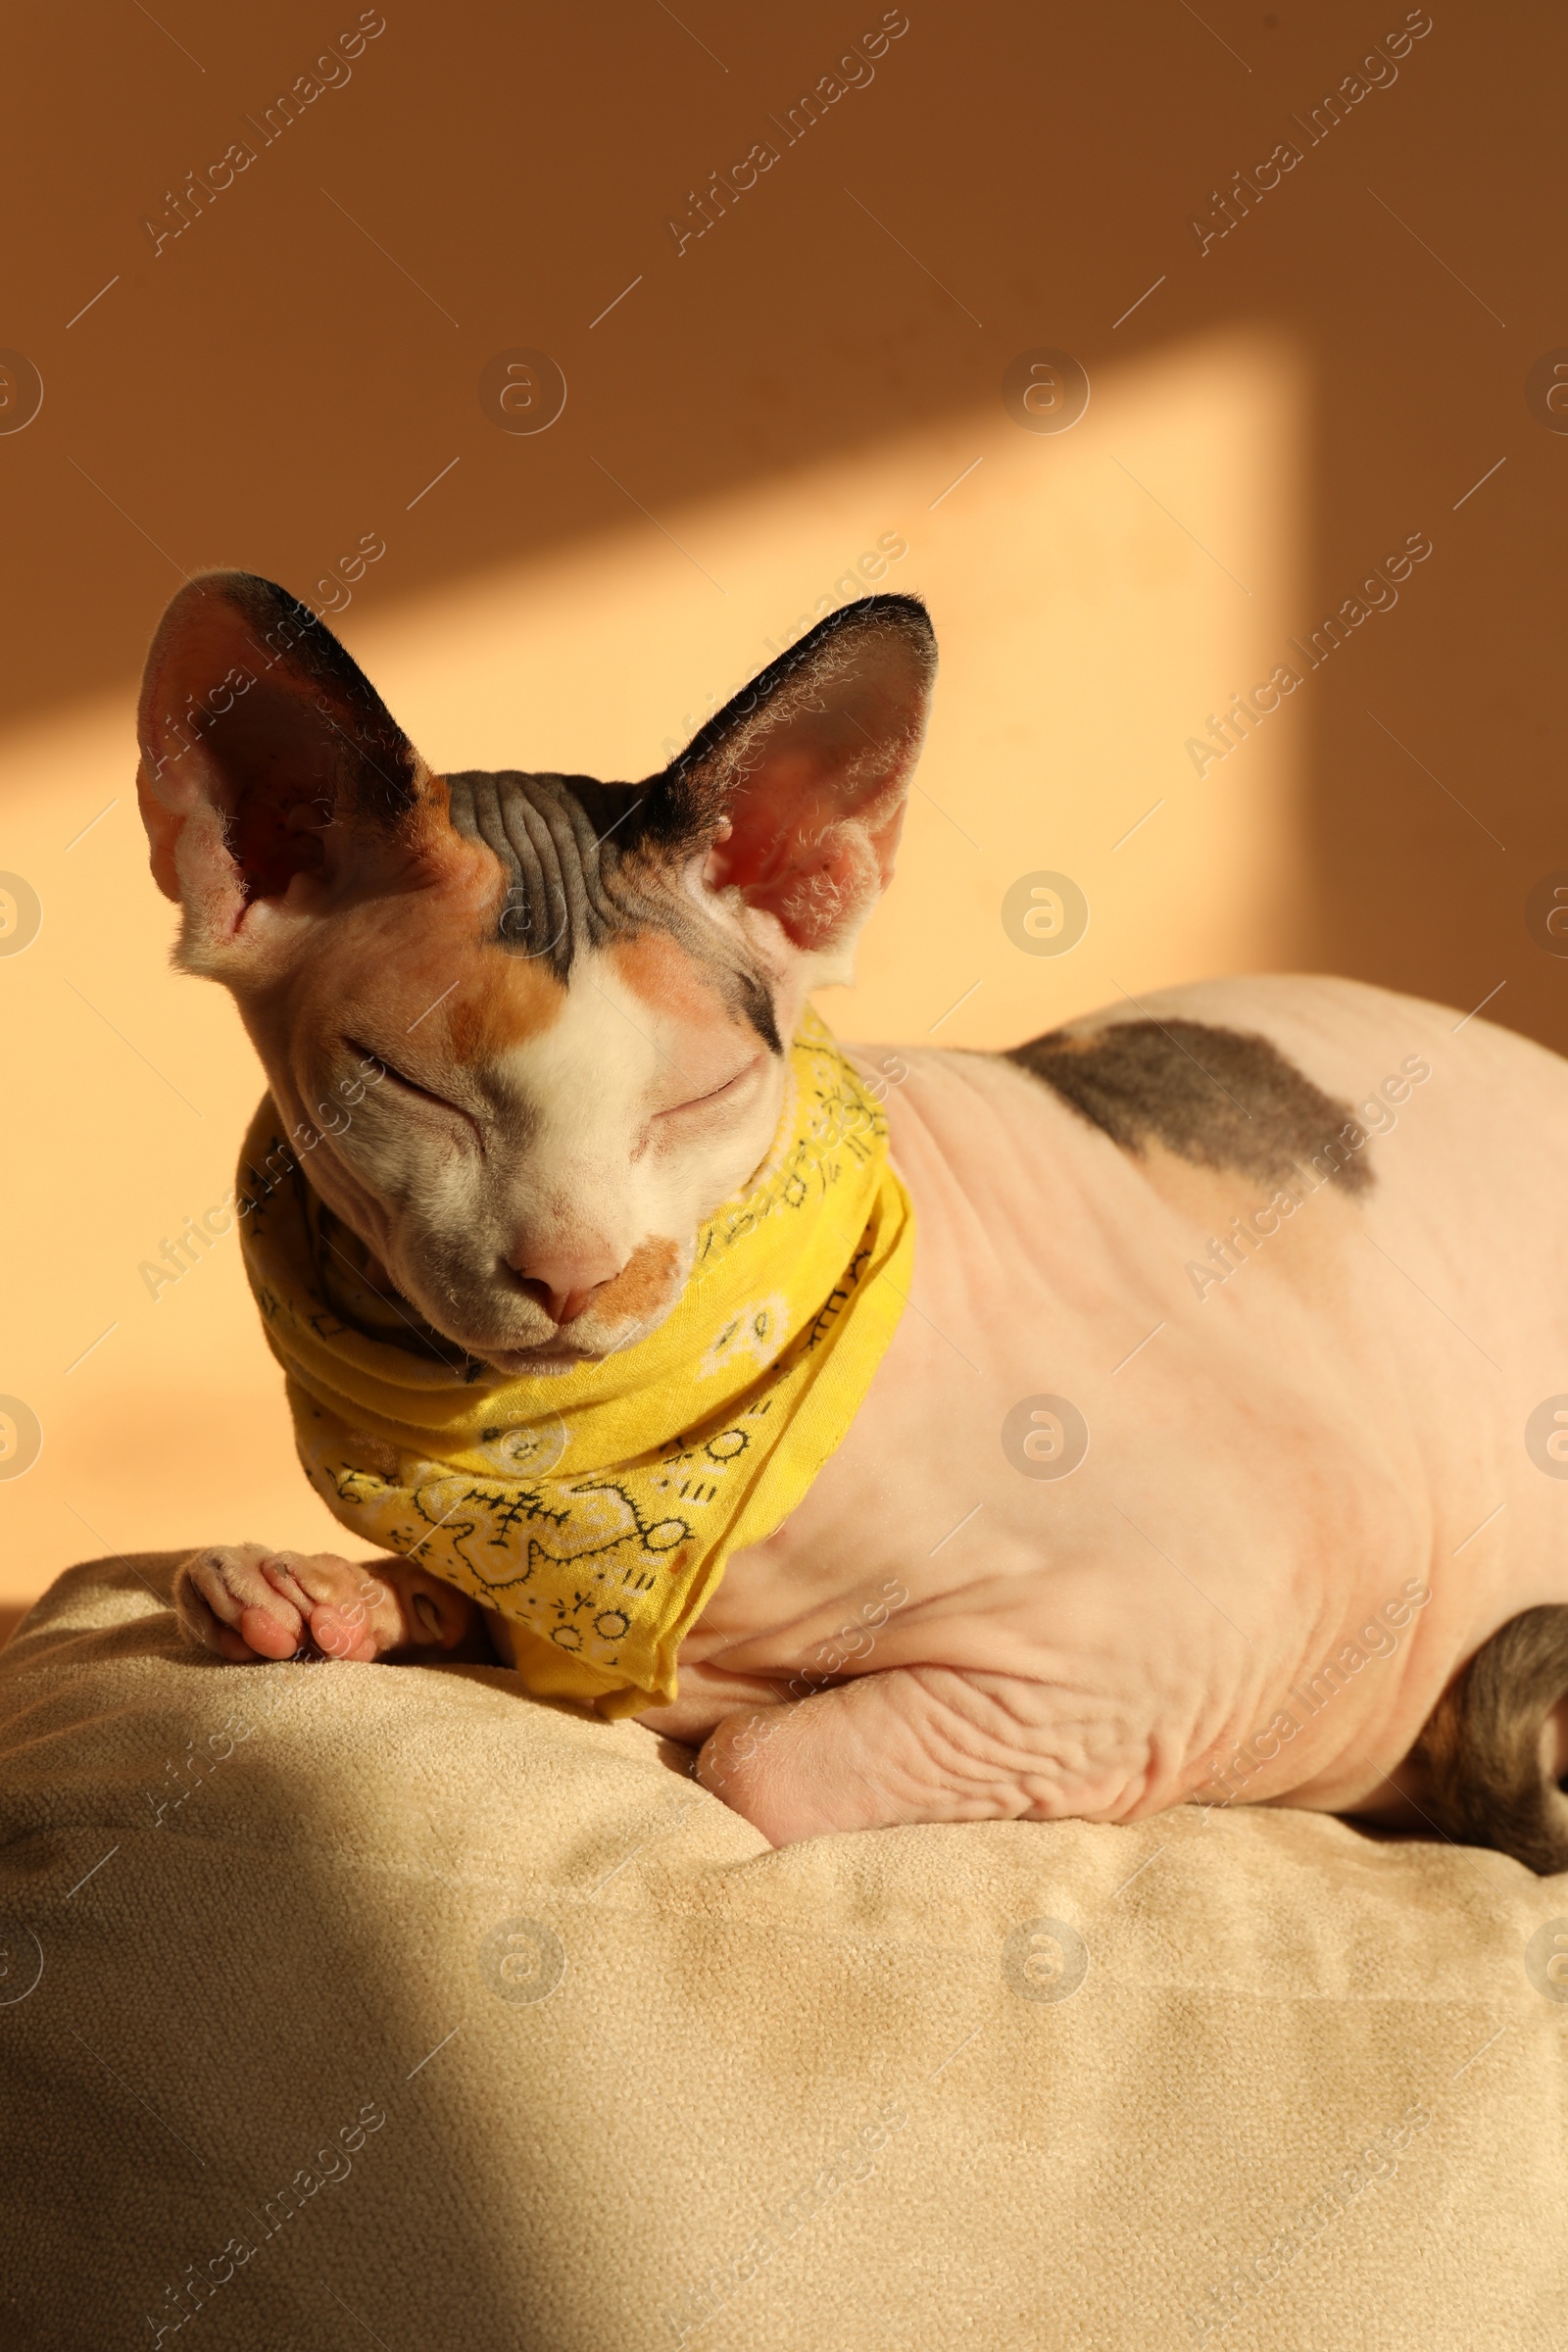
[443,767,778,1047]
[444,768,649,972]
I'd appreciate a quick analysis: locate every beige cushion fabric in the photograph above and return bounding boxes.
[0,1554,1561,2350]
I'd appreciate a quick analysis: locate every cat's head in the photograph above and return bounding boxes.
[136,571,936,1372]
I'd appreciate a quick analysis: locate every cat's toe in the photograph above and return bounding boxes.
[259,1550,407,1661]
[174,1543,306,1662]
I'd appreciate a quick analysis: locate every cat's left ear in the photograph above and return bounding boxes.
[651,594,936,978]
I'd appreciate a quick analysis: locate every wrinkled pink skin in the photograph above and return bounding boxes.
[186,972,1568,1847]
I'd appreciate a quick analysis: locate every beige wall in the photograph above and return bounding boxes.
[2,1,1562,1601]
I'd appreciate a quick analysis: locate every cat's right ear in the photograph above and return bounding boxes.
[136,570,438,978]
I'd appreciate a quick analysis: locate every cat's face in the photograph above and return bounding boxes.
[136,572,935,1372]
[226,824,808,1373]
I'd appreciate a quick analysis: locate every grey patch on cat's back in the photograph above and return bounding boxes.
[1004,1017,1375,1194]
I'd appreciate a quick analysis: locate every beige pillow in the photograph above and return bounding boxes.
[0,1553,1560,2350]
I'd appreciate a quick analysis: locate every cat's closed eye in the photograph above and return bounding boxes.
[342,1038,484,1147]
[654,1060,764,1121]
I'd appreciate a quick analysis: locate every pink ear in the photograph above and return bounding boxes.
[662,596,936,958]
[136,570,428,968]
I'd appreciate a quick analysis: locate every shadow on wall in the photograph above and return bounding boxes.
[0,1,1562,1030]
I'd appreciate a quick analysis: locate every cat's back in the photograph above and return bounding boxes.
[856,970,1568,1285]
[825,972,1568,1690]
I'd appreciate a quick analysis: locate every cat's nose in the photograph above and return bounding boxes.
[507,1243,623,1328]
[511,1274,607,1327]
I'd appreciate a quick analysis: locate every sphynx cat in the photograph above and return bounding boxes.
[138,572,1568,1863]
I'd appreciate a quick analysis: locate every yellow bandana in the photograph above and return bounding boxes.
[237,1010,913,1717]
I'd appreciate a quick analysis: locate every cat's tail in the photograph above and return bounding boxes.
[1412,1604,1568,1874]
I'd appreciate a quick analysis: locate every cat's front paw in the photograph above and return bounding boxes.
[172,1544,405,1663]
[172,1544,484,1665]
